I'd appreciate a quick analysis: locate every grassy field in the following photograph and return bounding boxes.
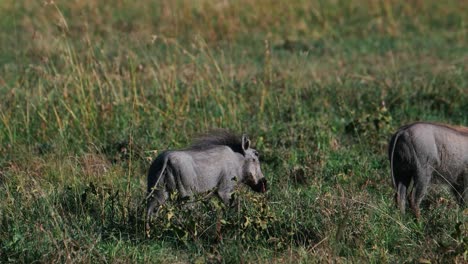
[0,0,467,262]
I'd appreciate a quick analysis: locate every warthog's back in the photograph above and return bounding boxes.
[394,123,468,177]
[389,122,468,216]
[166,145,243,193]
[146,131,267,232]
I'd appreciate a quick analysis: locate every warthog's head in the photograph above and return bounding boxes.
[241,135,267,193]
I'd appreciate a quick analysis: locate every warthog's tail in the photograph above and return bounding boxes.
[146,156,168,201]
[146,154,169,235]
[389,129,407,214]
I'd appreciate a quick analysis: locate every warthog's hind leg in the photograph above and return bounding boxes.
[410,168,432,219]
[395,172,412,215]
[145,190,168,236]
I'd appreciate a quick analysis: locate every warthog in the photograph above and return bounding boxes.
[389,122,468,218]
[146,130,267,227]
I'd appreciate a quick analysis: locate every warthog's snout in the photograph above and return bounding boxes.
[252,178,267,193]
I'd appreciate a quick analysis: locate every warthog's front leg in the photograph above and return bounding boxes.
[217,190,233,206]
[216,176,238,207]
[454,169,467,206]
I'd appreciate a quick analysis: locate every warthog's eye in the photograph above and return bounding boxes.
[254,150,259,157]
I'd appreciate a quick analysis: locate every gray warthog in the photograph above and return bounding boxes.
[146,130,267,226]
[389,122,468,218]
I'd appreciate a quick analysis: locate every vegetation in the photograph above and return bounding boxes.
[0,0,467,262]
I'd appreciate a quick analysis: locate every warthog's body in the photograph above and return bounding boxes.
[389,122,468,217]
[146,131,267,227]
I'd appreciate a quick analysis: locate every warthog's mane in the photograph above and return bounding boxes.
[402,122,468,135]
[187,129,245,154]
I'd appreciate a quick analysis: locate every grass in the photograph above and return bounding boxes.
[0,0,467,263]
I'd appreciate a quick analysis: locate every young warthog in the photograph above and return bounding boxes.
[146,131,267,227]
[389,122,468,218]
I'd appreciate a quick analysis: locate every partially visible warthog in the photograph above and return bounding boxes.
[146,130,267,229]
[389,122,468,218]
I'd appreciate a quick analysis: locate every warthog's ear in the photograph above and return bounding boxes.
[242,134,250,152]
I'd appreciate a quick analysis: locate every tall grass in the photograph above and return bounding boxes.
[1,0,467,262]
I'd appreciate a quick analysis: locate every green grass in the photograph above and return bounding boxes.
[1,0,467,262]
